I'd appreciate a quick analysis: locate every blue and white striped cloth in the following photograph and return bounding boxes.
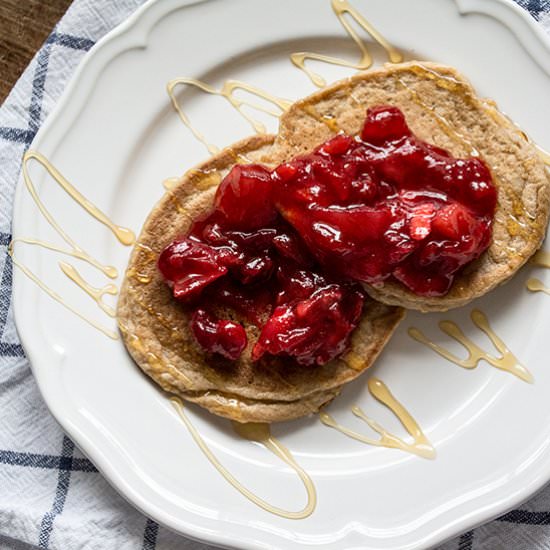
[1,1,549,548]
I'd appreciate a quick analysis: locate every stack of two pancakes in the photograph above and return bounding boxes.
[117,63,550,423]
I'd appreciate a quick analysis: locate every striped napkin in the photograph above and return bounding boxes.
[1,1,549,548]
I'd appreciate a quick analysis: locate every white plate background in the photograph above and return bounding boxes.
[11,0,550,548]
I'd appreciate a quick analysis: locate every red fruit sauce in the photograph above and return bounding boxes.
[158,106,496,364]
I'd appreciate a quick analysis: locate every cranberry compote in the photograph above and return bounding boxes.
[158,105,496,363]
[274,106,496,295]
[158,164,364,365]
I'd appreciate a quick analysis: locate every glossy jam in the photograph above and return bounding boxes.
[159,106,496,363]
[158,167,364,366]
[190,309,247,361]
[274,106,496,295]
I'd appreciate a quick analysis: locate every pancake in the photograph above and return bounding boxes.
[117,135,404,423]
[271,62,550,311]
[118,61,550,422]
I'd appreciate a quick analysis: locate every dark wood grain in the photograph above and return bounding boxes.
[0,0,73,104]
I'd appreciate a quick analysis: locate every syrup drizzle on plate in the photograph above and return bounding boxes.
[527,250,550,296]
[290,0,402,87]
[9,241,119,340]
[408,309,532,383]
[11,151,135,339]
[58,261,118,318]
[531,250,550,268]
[526,278,550,296]
[320,378,435,459]
[171,397,317,519]
[167,78,290,155]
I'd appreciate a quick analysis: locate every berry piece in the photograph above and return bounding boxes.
[215,165,277,230]
[191,309,247,360]
[158,238,227,301]
[253,285,364,366]
[361,105,410,143]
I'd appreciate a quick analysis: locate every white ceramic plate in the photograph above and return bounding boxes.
[12,0,550,548]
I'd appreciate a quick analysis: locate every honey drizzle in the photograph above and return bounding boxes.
[23,151,135,253]
[122,329,191,387]
[396,75,479,157]
[320,378,434,459]
[162,177,180,191]
[134,241,158,261]
[132,242,159,279]
[127,287,178,333]
[408,309,532,383]
[162,173,221,214]
[290,0,402,88]
[527,250,550,296]
[20,152,130,278]
[300,104,340,132]
[167,193,186,214]
[126,268,151,285]
[11,237,114,276]
[170,397,316,519]
[167,78,291,154]
[526,278,550,296]
[531,250,550,268]
[481,99,550,168]
[407,63,468,94]
[8,242,118,340]
[10,151,139,339]
[186,168,223,190]
[535,144,550,166]
[59,261,117,317]
[407,64,549,173]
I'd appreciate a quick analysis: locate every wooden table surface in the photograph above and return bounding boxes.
[0,0,73,104]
